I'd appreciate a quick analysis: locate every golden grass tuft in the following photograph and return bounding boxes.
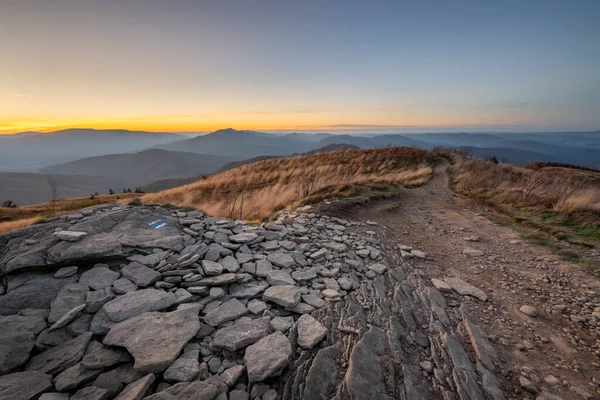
[143,147,436,221]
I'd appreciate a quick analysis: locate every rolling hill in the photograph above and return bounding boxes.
[43,149,238,187]
[0,172,128,206]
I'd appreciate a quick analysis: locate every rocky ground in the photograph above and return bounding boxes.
[0,165,598,400]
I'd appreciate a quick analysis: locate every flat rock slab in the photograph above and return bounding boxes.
[26,332,93,375]
[244,332,292,383]
[82,341,132,370]
[54,231,88,242]
[444,277,488,301]
[297,314,328,349]
[267,253,296,268]
[103,305,201,373]
[121,262,161,288]
[263,285,301,308]
[79,265,120,290]
[102,288,177,322]
[114,373,155,400]
[211,317,270,351]
[197,273,238,286]
[0,371,53,400]
[0,315,47,374]
[431,278,453,293]
[229,233,258,243]
[48,283,88,324]
[204,299,248,327]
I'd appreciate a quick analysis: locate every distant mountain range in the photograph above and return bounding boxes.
[43,149,239,188]
[1,127,599,205]
[0,129,184,171]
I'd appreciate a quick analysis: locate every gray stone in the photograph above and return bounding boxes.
[230,284,266,299]
[519,305,538,317]
[444,277,488,301]
[102,288,177,322]
[519,376,538,394]
[26,332,93,375]
[301,294,326,308]
[297,314,328,349]
[55,266,79,278]
[48,283,88,323]
[82,340,132,369]
[201,260,223,276]
[267,270,295,286]
[0,315,46,374]
[121,262,161,288]
[263,285,301,308]
[71,386,111,400]
[247,299,267,314]
[114,373,155,400]
[367,263,387,275]
[244,332,292,383]
[431,278,452,293]
[79,265,120,290]
[229,233,258,243]
[85,288,115,313]
[219,256,240,273]
[53,362,102,391]
[267,253,296,268]
[463,248,484,257]
[49,303,87,331]
[270,316,294,333]
[163,357,200,382]
[112,278,138,294]
[291,269,317,283]
[220,365,245,388]
[103,305,201,373]
[40,394,70,400]
[0,371,53,400]
[211,317,270,351]
[204,299,248,327]
[67,313,92,336]
[54,230,88,242]
[197,273,238,286]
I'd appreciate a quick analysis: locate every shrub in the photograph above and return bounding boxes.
[2,200,17,208]
[129,198,143,207]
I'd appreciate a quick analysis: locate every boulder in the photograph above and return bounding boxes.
[0,371,53,400]
[244,332,292,383]
[103,305,201,373]
[201,260,223,276]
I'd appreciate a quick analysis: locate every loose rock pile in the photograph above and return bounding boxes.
[0,203,399,399]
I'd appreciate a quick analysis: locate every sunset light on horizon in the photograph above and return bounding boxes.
[1,0,599,134]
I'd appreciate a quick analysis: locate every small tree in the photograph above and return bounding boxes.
[2,200,17,208]
[134,187,144,193]
[109,188,115,195]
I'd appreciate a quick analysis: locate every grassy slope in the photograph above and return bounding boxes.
[447,155,600,272]
[143,147,438,221]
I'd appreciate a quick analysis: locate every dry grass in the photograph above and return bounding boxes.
[143,147,436,221]
[0,193,139,235]
[449,155,600,244]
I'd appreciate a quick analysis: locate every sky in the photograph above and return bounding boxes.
[1,0,599,134]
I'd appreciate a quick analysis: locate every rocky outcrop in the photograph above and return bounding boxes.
[0,203,507,399]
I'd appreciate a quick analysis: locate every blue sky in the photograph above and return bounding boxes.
[1,0,599,133]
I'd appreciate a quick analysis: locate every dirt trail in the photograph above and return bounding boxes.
[331,163,600,399]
